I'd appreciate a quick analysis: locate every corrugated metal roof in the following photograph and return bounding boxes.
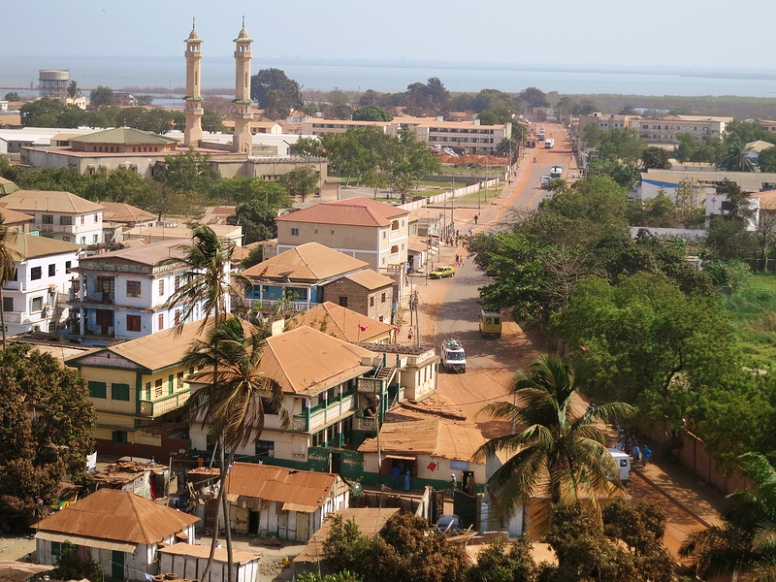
[101,202,156,224]
[36,531,137,553]
[78,239,184,267]
[0,561,55,582]
[0,190,103,213]
[290,302,394,343]
[158,543,260,565]
[343,269,394,290]
[33,489,198,544]
[358,416,486,462]
[259,325,377,396]
[226,462,339,514]
[243,242,368,282]
[70,127,178,146]
[294,508,400,564]
[276,197,408,228]
[6,232,80,260]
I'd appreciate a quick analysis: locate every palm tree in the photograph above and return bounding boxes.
[720,140,755,172]
[680,452,776,581]
[0,214,19,349]
[184,317,288,582]
[475,354,633,530]
[160,224,248,331]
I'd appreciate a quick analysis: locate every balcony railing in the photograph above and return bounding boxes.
[292,394,355,433]
[85,291,115,304]
[138,390,190,417]
[358,377,383,394]
[243,297,311,312]
[353,415,378,433]
[2,312,22,324]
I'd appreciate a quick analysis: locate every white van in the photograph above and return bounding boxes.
[545,138,555,149]
[550,165,563,179]
[607,448,631,483]
[541,176,551,189]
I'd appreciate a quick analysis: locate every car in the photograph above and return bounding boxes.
[435,514,461,534]
[429,266,455,279]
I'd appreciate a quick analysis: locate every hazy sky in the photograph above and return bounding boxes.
[4,0,775,71]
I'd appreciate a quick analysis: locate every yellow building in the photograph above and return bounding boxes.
[65,321,206,452]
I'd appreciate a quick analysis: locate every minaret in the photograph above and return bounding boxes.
[232,18,253,154]
[183,20,203,148]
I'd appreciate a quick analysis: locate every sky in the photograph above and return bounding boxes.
[4,0,776,72]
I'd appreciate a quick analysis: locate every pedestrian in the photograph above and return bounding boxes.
[391,465,401,489]
[403,468,411,492]
[642,445,652,466]
[474,214,478,225]
[468,228,473,236]
[631,443,641,465]
[408,327,413,341]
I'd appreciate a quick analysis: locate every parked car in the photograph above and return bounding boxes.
[430,266,455,279]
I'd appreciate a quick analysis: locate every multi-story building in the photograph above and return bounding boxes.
[323,270,395,324]
[299,116,511,156]
[65,322,203,455]
[270,197,410,274]
[2,233,80,335]
[69,239,217,342]
[631,115,732,144]
[0,189,103,245]
[578,112,640,135]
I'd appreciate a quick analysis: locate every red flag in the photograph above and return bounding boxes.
[358,323,368,332]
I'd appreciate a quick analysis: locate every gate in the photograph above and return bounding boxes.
[453,489,477,530]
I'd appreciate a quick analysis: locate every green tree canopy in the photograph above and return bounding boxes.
[641,146,672,170]
[279,166,319,201]
[89,85,116,108]
[352,105,392,121]
[250,68,302,120]
[0,344,95,527]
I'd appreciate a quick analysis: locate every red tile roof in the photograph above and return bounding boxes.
[276,197,408,228]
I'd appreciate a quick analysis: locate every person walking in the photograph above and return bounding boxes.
[641,445,652,466]
[407,327,413,341]
[631,442,641,466]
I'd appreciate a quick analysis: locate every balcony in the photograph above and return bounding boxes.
[292,394,355,433]
[138,390,190,417]
[85,291,115,304]
[2,312,22,324]
[353,414,378,433]
[243,297,310,312]
[358,377,383,394]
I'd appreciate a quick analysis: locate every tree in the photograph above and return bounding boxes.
[155,149,220,195]
[66,80,79,99]
[0,344,95,528]
[720,139,755,172]
[641,146,671,170]
[52,541,104,582]
[754,146,776,174]
[466,537,535,582]
[20,98,70,127]
[518,87,550,109]
[552,273,737,425]
[474,354,633,529]
[4,92,19,102]
[0,214,18,348]
[680,452,776,581]
[89,85,116,108]
[161,225,246,330]
[240,246,263,270]
[185,316,288,582]
[251,68,302,119]
[352,105,392,121]
[279,166,319,201]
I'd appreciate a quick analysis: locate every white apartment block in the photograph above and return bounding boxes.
[2,234,80,335]
[630,115,732,144]
[0,190,103,245]
[69,240,220,342]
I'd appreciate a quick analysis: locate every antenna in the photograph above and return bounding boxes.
[242,15,245,28]
[192,17,196,30]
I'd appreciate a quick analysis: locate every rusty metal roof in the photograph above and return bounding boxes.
[33,488,198,544]
[0,561,55,582]
[358,416,486,462]
[276,197,407,228]
[343,269,394,290]
[243,242,368,282]
[226,462,340,514]
[289,302,394,343]
[260,325,377,396]
[294,507,401,564]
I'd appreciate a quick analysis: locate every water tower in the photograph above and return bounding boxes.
[39,69,69,100]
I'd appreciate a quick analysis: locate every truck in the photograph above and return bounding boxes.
[606,448,632,483]
[441,338,466,372]
[541,175,551,189]
[545,138,555,149]
[479,309,502,337]
[549,165,563,179]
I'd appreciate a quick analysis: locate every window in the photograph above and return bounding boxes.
[255,440,275,458]
[291,228,299,236]
[126,280,141,297]
[158,313,164,330]
[111,383,130,401]
[81,216,85,225]
[154,378,163,398]
[2,297,11,311]
[174,310,181,326]
[174,275,181,291]
[381,292,386,303]
[168,375,174,395]
[41,215,54,225]
[94,214,99,222]
[30,266,41,280]
[96,278,116,297]
[112,431,128,443]
[93,234,99,244]
[177,371,184,388]
[126,315,141,332]
[59,216,73,226]
[338,296,347,307]
[65,261,72,274]
[48,264,55,277]
[158,279,165,296]
[369,297,374,307]
[89,381,107,398]
[62,237,70,242]
[31,297,43,312]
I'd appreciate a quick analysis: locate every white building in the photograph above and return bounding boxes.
[2,233,80,335]
[69,239,219,341]
[0,189,103,245]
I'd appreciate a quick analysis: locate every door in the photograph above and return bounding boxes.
[111,551,124,580]
[95,309,114,336]
[296,512,310,542]
[249,510,259,535]
[330,452,342,475]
